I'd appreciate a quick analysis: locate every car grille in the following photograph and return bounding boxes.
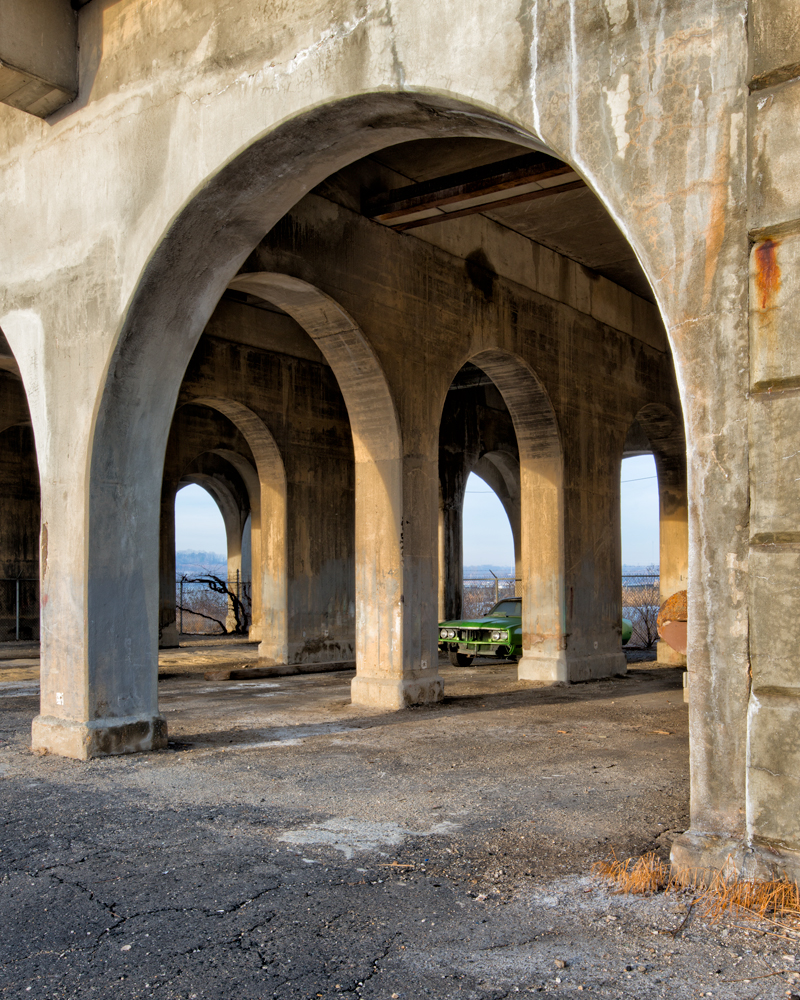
[457,628,491,641]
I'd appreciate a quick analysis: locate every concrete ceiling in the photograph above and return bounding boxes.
[362,139,654,303]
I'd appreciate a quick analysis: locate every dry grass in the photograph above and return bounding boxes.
[592,851,673,895]
[593,851,800,937]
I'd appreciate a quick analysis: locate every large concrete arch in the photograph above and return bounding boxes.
[227,271,439,710]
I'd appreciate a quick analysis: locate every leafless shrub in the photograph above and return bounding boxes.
[622,569,660,648]
[177,573,251,635]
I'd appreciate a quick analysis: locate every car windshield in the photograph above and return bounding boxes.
[489,600,521,616]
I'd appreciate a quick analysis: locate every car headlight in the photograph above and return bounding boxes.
[447,629,456,639]
[491,630,508,641]
[440,629,448,639]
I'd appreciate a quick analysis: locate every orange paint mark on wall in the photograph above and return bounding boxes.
[754,238,781,310]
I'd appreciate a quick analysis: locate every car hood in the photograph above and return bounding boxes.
[439,615,521,628]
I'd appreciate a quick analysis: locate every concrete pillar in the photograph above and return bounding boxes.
[438,478,464,622]
[656,462,688,667]
[629,406,688,668]
[229,272,443,708]
[741,22,800,869]
[158,484,179,647]
[561,419,628,682]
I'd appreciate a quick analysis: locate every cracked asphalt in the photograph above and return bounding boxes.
[2,644,799,999]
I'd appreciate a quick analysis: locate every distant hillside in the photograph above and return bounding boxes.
[176,550,226,575]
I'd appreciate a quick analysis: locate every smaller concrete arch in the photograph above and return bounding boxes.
[189,397,288,665]
[227,272,441,709]
[466,349,566,682]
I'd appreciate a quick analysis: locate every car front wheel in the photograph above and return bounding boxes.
[449,650,474,667]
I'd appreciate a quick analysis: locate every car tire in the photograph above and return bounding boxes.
[449,650,474,667]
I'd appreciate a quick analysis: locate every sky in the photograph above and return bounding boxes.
[176,455,660,569]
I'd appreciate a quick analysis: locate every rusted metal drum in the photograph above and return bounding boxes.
[657,590,687,655]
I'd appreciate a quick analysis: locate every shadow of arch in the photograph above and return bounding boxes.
[188,397,288,665]
[466,349,567,682]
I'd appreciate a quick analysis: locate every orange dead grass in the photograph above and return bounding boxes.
[592,851,800,936]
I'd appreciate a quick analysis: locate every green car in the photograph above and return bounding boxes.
[439,596,634,667]
[439,597,523,667]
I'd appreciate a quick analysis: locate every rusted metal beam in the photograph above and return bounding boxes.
[364,151,582,223]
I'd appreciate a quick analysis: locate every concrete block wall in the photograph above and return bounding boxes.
[745,0,800,869]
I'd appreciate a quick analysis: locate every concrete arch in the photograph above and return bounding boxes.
[35,92,678,757]
[189,397,288,665]
[466,349,566,682]
[225,272,428,709]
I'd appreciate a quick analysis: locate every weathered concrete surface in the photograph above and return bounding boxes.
[0,0,790,882]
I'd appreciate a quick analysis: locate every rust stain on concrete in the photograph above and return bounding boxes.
[754,238,781,310]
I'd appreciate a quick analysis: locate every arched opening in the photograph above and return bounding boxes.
[173,482,231,636]
[174,482,227,566]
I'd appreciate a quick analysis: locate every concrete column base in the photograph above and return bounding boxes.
[657,640,686,667]
[669,830,800,885]
[249,625,263,642]
[159,622,180,648]
[517,651,568,683]
[518,651,626,684]
[566,651,627,682]
[31,714,168,760]
[670,830,746,883]
[350,673,444,710]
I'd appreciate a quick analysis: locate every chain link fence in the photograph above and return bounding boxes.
[461,576,520,619]
[622,573,660,648]
[176,574,252,635]
[0,578,39,641]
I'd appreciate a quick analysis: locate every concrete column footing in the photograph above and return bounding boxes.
[517,652,569,683]
[350,674,444,710]
[31,713,168,760]
[159,622,180,648]
[671,830,800,885]
[566,651,627,682]
[517,651,626,683]
[657,640,686,667]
